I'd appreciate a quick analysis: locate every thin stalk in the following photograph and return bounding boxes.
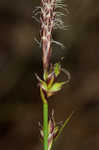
[40,88,48,150]
[43,103,48,150]
[54,111,74,142]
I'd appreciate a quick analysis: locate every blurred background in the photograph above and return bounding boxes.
[0,0,99,149]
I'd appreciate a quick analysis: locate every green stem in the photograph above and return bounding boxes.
[40,88,48,150]
[43,103,48,150]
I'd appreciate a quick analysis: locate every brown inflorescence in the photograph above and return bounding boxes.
[40,0,56,71]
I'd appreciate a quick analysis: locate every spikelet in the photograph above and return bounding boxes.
[33,0,68,70]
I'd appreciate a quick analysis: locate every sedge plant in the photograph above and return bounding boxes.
[33,0,73,150]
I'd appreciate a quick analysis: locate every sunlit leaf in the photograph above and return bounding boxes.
[48,82,66,92]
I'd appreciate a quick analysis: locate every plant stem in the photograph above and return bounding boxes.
[40,88,48,150]
[43,103,48,150]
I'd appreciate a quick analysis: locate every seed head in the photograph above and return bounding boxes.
[33,0,68,71]
[40,0,56,70]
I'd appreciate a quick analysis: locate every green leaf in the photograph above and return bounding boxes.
[48,82,66,92]
[54,63,61,77]
[54,111,74,142]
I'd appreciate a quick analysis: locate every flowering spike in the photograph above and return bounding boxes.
[33,1,72,150]
[33,0,68,71]
[40,0,56,70]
